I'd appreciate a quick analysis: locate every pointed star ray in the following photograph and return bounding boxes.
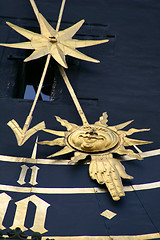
[51,45,68,68]
[24,47,49,62]
[57,19,85,41]
[0,41,34,50]
[38,13,57,37]
[59,43,100,63]
[6,22,41,40]
[65,39,109,49]
[0,17,109,67]
[30,0,56,37]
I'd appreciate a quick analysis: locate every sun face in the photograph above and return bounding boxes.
[39,112,152,201]
[39,112,151,159]
[67,125,119,153]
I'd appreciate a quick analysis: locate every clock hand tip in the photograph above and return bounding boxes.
[94,59,100,63]
[6,21,11,26]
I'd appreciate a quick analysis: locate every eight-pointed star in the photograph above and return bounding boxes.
[0,12,109,68]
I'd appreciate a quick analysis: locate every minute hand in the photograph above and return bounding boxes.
[58,65,89,126]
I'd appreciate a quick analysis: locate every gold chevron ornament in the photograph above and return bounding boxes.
[39,113,152,201]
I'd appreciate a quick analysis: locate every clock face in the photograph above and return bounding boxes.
[0,0,160,239]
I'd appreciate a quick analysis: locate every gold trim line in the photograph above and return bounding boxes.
[0,148,159,165]
[2,233,160,240]
[40,232,160,240]
[0,181,160,194]
[3,233,160,240]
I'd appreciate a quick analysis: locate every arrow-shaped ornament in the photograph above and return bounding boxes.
[7,118,45,146]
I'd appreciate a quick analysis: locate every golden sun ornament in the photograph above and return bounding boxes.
[39,112,152,201]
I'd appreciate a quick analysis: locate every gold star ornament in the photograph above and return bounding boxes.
[39,112,152,201]
[0,14,108,68]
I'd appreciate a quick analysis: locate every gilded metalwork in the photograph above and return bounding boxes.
[17,165,29,185]
[0,0,108,146]
[36,233,160,239]
[100,209,117,219]
[0,149,160,164]
[0,180,160,194]
[7,119,45,146]
[0,15,108,67]
[67,125,119,153]
[1,230,160,240]
[3,194,50,233]
[0,0,152,202]
[0,193,12,230]
[39,113,151,201]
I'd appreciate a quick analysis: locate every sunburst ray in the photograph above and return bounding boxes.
[55,116,79,131]
[43,129,66,137]
[113,120,134,130]
[48,146,74,158]
[115,147,142,160]
[126,128,150,136]
[95,112,108,126]
[39,138,65,146]
[124,137,152,147]
[69,152,88,164]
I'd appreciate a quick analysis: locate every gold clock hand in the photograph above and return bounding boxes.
[22,0,67,130]
[30,0,66,32]
[58,65,89,126]
[7,0,67,146]
[56,0,66,31]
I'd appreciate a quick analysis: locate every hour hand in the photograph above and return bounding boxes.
[89,154,133,201]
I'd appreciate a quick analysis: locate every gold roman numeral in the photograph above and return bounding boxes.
[0,193,50,233]
[17,165,39,186]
